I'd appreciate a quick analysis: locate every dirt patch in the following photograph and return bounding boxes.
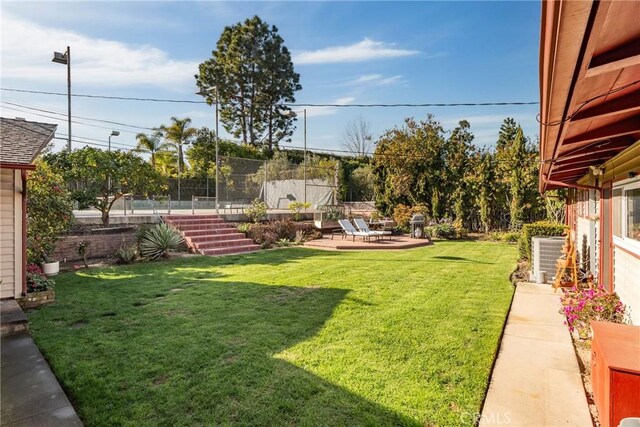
[572,336,600,426]
[101,311,116,317]
[70,320,88,329]
[152,373,169,386]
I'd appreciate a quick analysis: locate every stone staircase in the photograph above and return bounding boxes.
[162,214,260,256]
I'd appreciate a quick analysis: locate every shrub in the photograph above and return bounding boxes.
[135,224,155,250]
[247,219,296,249]
[452,219,468,239]
[113,246,138,265]
[26,160,74,264]
[392,204,413,228]
[26,264,54,293]
[489,231,521,243]
[288,201,311,220]
[139,224,184,261]
[560,286,627,339]
[392,204,431,229]
[245,199,267,223]
[276,238,293,247]
[425,223,456,239]
[236,223,251,234]
[519,221,566,260]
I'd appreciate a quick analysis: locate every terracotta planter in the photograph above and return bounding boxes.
[17,290,55,309]
[42,261,60,276]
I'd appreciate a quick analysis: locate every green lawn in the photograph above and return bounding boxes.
[28,241,516,427]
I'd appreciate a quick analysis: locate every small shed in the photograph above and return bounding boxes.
[0,118,57,299]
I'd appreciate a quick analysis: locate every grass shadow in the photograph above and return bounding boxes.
[28,271,414,426]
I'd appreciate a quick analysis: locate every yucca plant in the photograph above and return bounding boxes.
[113,246,138,265]
[139,223,184,261]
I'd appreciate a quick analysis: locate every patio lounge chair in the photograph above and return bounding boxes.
[336,219,378,242]
[353,218,392,240]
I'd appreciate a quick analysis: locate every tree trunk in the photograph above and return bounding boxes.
[101,209,110,226]
[268,108,273,151]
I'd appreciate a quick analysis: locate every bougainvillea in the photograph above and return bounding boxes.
[560,286,626,339]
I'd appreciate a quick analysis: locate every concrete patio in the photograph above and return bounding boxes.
[480,282,592,427]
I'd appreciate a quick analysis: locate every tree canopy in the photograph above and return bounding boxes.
[195,15,301,150]
[44,147,165,225]
[373,116,544,230]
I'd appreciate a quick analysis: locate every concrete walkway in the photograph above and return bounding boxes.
[480,283,593,427]
[1,333,82,426]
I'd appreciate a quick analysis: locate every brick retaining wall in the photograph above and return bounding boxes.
[52,232,136,262]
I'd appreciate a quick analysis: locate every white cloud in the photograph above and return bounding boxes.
[304,96,355,117]
[293,38,419,64]
[344,74,403,86]
[0,14,199,88]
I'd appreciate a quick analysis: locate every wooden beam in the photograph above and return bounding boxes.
[586,38,640,78]
[553,164,593,174]
[554,148,627,166]
[551,170,589,180]
[558,135,634,158]
[563,114,640,146]
[553,159,601,171]
[571,89,640,121]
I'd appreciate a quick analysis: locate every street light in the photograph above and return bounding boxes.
[52,46,71,151]
[285,108,307,205]
[108,130,120,151]
[196,86,220,214]
[107,131,119,191]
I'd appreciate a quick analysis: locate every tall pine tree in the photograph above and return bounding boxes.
[196,16,301,149]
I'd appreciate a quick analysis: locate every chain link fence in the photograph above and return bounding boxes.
[70,155,378,216]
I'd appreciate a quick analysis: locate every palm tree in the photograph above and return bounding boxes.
[154,150,178,176]
[160,117,197,202]
[134,130,166,169]
[160,117,197,176]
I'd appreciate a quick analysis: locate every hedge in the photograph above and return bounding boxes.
[518,221,567,260]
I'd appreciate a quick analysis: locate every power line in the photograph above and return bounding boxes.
[1,87,539,107]
[1,100,154,131]
[0,104,140,135]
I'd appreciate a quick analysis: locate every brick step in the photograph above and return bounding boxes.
[165,219,226,227]
[187,233,246,243]
[192,238,257,250]
[199,244,261,256]
[181,228,240,237]
[172,223,236,232]
[163,215,221,221]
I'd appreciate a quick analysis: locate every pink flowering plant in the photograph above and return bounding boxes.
[560,286,626,339]
[26,264,55,293]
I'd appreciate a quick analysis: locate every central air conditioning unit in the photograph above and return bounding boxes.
[531,236,565,284]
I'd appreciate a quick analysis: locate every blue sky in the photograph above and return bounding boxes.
[1,1,541,154]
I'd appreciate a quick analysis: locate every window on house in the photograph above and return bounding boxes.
[626,188,640,241]
[613,189,622,237]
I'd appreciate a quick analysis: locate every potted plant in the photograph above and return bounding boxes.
[26,161,74,275]
[18,264,56,309]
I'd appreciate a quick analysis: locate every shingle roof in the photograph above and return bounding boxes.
[0,117,57,165]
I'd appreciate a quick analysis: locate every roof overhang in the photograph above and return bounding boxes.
[539,0,640,192]
[0,162,36,170]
